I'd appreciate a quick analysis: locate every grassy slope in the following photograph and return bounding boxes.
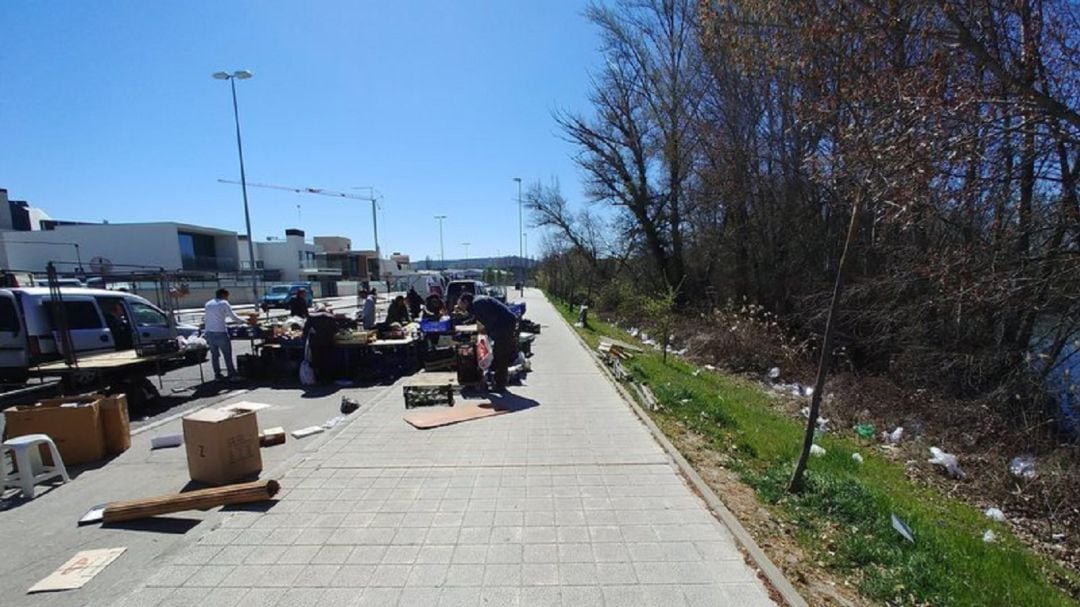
[553,300,1077,607]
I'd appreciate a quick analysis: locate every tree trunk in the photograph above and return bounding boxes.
[788,194,863,493]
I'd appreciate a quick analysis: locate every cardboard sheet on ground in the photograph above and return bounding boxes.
[403,402,506,429]
[28,548,125,593]
[217,401,271,414]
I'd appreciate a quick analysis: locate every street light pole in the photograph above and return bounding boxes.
[513,177,523,294]
[462,242,471,261]
[213,69,259,305]
[434,215,447,268]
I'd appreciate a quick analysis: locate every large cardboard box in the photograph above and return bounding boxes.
[4,397,106,466]
[182,408,262,485]
[99,394,131,455]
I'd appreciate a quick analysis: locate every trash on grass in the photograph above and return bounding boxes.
[768,367,781,380]
[810,444,827,457]
[891,513,915,543]
[1009,455,1037,480]
[985,507,1006,522]
[882,426,904,444]
[852,453,864,464]
[983,529,998,543]
[928,447,966,479]
[854,423,875,439]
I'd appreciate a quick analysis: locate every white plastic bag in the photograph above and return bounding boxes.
[928,447,965,479]
[299,360,316,386]
[476,335,493,371]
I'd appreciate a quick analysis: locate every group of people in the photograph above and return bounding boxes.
[202,285,522,391]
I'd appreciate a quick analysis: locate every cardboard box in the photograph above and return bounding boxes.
[182,408,262,485]
[259,426,286,447]
[4,397,106,466]
[99,394,131,455]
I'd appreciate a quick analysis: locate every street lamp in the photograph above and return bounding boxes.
[212,69,259,305]
[513,177,523,294]
[462,242,471,261]
[434,215,447,268]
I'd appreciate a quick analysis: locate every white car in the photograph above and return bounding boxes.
[0,287,197,382]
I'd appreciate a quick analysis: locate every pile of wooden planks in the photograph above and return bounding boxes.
[597,338,642,360]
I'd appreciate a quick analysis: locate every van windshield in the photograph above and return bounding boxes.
[270,286,290,294]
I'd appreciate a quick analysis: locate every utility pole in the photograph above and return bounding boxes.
[462,242,471,261]
[513,177,523,295]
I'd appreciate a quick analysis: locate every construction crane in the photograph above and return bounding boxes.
[218,179,383,277]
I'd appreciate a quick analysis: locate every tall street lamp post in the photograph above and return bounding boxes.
[513,177,523,294]
[212,69,259,305]
[462,242,471,261]
[434,215,447,269]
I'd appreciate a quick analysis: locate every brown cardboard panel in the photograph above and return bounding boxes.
[403,402,505,429]
[4,397,106,466]
[99,394,130,455]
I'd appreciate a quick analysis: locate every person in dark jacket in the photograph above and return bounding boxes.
[385,295,411,325]
[406,287,424,319]
[289,289,310,318]
[422,294,447,320]
[459,293,518,391]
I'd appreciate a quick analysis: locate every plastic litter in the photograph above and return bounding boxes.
[703,364,716,371]
[340,397,360,415]
[322,415,346,430]
[891,513,915,543]
[1009,455,1037,480]
[767,367,781,380]
[150,434,183,449]
[291,426,325,439]
[983,529,997,543]
[854,423,875,439]
[985,507,1006,522]
[928,447,966,479]
[881,426,904,444]
[810,444,826,457]
[852,453,864,464]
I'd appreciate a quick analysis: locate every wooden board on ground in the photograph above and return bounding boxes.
[403,402,505,429]
[28,548,126,593]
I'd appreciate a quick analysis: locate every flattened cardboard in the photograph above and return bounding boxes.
[28,547,126,593]
[99,394,130,455]
[182,408,261,486]
[403,402,506,429]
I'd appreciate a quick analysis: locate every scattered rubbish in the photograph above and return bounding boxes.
[183,408,262,486]
[985,507,1006,523]
[891,513,915,543]
[1052,533,1067,543]
[773,383,811,398]
[598,339,641,360]
[1009,455,1037,480]
[810,444,827,457]
[854,424,875,439]
[928,447,966,479]
[852,453,864,464]
[322,415,346,430]
[703,364,716,371]
[403,402,508,429]
[81,480,281,525]
[882,427,904,444]
[340,397,360,415]
[78,504,107,526]
[800,407,830,431]
[259,427,286,447]
[291,426,325,439]
[217,401,271,414]
[28,547,126,593]
[149,434,183,450]
[983,529,998,543]
[768,367,781,380]
[692,370,701,377]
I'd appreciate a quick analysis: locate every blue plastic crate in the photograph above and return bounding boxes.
[509,302,526,318]
[420,319,453,334]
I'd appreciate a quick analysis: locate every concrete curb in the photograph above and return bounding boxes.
[553,301,808,607]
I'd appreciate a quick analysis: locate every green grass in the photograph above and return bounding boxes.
[552,298,1079,606]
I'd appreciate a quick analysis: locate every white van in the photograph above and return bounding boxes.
[0,288,198,382]
[395,273,446,298]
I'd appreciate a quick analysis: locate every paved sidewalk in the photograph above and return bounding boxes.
[115,290,776,606]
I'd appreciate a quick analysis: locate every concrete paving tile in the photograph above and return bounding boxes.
[522,563,559,586]
[368,563,410,587]
[294,563,341,587]
[312,545,354,564]
[558,562,598,586]
[209,545,257,565]
[437,587,482,606]
[171,545,223,566]
[159,587,212,607]
[275,587,326,606]
[183,564,236,587]
[112,586,173,607]
[484,563,523,586]
[194,586,249,607]
[405,563,449,587]
[146,564,199,587]
[559,585,605,607]
[524,544,558,563]
[319,587,363,607]
[451,544,488,564]
[444,563,484,587]
[481,586,522,605]
[276,544,321,565]
[331,564,376,587]
[416,545,455,564]
[381,545,421,564]
[347,545,388,564]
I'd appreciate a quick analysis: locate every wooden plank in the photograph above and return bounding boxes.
[31,348,200,373]
[403,402,506,429]
[101,480,280,523]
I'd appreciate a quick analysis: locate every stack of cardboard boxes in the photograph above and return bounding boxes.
[3,394,131,466]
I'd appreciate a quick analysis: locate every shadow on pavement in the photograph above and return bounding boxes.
[102,516,202,534]
[484,391,541,413]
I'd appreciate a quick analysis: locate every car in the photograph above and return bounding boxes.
[0,287,198,382]
[260,282,314,312]
[487,285,508,303]
[445,279,489,310]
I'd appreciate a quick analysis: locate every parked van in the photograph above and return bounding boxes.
[0,288,198,382]
[445,279,489,310]
[395,273,446,298]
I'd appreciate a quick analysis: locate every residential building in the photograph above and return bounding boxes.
[239,228,342,286]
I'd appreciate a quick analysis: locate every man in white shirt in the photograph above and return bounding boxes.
[358,289,377,330]
[204,288,245,380]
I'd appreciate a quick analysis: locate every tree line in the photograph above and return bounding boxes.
[532,0,1080,420]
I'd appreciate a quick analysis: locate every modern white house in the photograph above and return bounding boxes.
[0,220,240,275]
[238,229,342,284]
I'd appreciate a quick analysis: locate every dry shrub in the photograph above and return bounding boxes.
[679,302,811,375]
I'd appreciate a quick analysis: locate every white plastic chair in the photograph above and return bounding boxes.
[2,434,70,499]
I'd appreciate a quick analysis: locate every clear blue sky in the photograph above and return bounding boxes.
[0,1,599,262]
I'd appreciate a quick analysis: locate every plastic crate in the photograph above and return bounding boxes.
[420,319,453,334]
[509,302,526,318]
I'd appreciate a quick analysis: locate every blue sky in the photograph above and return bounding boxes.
[0,1,599,262]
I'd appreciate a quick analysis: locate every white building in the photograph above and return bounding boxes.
[238,229,341,284]
[0,221,239,275]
